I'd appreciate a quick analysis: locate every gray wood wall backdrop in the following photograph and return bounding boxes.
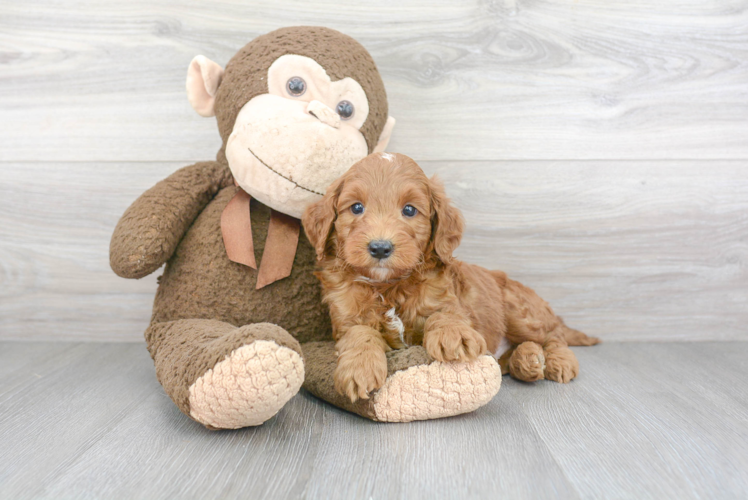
[1,0,746,342]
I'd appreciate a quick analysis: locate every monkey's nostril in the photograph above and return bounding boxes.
[368,240,393,260]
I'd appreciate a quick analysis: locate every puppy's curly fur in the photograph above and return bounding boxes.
[303,153,599,402]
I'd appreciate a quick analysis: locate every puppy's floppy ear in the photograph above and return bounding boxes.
[429,175,464,263]
[302,176,345,260]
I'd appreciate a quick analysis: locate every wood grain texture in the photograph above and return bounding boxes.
[431,161,748,342]
[0,343,157,497]
[0,1,746,341]
[2,161,746,341]
[1,3,745,498]
[40,388,326,500]
[0,0,747,162]
[0,162,175,341]
[0,341,745,499]
[301,393,578,499]
[506,342,748,499]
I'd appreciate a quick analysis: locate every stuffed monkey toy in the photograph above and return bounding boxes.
[110,27,502,429]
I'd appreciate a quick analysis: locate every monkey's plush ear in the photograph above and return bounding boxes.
[373,116,396,153]
[186,55,225,117]
[302,177,344,261]
[429,175,465,263]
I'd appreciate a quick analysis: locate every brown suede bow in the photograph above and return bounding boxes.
[220,189,300,289]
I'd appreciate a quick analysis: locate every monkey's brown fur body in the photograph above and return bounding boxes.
[303,153,599,402]
[110,27,503,428]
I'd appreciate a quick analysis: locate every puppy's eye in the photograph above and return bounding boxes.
[402,205,417,217]
[351,202,365,215]
[336,100,354,120]
[286,77,306,96]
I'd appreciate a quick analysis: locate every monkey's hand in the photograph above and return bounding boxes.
[110,161,232,279]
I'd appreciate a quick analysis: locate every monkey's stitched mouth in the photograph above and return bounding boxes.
[247,147,324,196]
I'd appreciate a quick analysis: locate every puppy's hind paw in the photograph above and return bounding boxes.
[544,347,579,383]
[508,341,545,382]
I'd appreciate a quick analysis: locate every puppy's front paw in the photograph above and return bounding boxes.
[424,323,487,363]
[544,348,579,383]
[334,347,388,403]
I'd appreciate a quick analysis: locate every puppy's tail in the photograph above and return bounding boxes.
[559,320,601,346]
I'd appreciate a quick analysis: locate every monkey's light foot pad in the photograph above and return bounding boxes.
[372,355,501,422]
[188,340,304,429]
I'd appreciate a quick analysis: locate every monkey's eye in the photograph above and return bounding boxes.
[336,100,354,120]
[286,77,306,96]
[402,205,417,217]
[350,202,365,215]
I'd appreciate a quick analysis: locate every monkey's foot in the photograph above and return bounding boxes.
[302,342,501,422]
[189,338,304,429]
[147,320,304,430]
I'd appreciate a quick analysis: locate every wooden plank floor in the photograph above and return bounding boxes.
[1,341,745,499]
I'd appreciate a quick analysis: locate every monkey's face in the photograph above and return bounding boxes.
[187,28,396,219]
[225,55,371,218]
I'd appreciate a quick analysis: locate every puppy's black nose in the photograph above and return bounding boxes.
[368,240,393,260]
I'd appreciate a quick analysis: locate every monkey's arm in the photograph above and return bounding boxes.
[110,161,233,279]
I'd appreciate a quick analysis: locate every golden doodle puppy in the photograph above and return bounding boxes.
[302,152,599,402]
